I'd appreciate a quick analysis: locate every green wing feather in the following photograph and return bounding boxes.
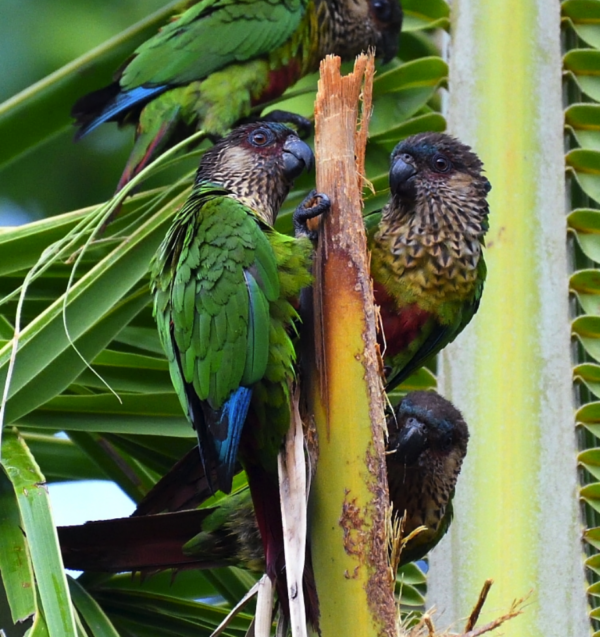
[384,319,453,392]
[384,275,485,392]
[241,270,271,386]
[151,184,280,414]
[122,0,307,89]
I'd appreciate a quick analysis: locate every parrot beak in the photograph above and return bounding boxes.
[282,136,314,180]
[377,27,400,64]
[393,416,428,465]
[389,154,417,199]
[375,3,402,64]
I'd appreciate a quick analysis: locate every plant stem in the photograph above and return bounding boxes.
[306,54,396,637]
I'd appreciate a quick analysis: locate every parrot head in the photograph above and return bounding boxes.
[330,0,402,64]
[387,132,491,217]
[389,390,469,470]
[197,122,314,225]
[367,0,403,63]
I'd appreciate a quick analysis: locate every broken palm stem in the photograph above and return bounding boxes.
[305,53,395,637]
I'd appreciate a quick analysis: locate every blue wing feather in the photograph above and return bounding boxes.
[78,86,167,138]
[214,386,253,492]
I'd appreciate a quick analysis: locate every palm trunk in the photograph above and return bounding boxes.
[306,54,396,637]
[428,2,589,635]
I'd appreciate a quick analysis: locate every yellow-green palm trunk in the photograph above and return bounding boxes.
[307,55,395,637]
[429,1,589,636]
[308,278,387,635]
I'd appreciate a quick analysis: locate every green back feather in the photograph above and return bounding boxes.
[152,184,275,410]
[152,182,313,466]
[122,0,307,88]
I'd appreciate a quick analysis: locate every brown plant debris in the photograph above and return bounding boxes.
[387,506,404,581]
[464,579,493,632]
[340,490,367,560]
[400,583,527,637]
[386,506,429,585]
[364,444,396,636]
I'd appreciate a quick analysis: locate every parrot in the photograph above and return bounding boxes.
[151,121,317,495]
[150,120,324,622]
[72,0,403,190]
[58,391,468,572]
[94,130,488,569]
[365,132,491,390]
[386,389,469,564]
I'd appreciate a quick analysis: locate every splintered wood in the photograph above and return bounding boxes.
[311,54,377,407]
[307,53,395,637]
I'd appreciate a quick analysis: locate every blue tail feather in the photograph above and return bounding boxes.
[215,386,253,492]
[78,85,167,138]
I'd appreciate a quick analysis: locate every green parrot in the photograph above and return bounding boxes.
[151,121,317,494]
[366,132,491,390]
[58,391,469,572]
[150,121,323,620]
[285,131,490,390]
[72,0,403,190]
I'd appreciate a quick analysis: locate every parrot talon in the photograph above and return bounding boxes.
[293,190,330,240]
[257,110,313,140]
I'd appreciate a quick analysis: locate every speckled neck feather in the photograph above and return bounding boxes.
[372,135,489,313]
[196,125,297,226]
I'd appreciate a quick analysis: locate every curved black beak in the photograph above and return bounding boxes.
[377,28,400,65]
[282,136,314,180]
[389,155,417,198]
[375,2,402,64]
[392,417,428,465]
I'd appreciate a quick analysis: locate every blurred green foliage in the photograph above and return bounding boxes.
[0,0,167,221]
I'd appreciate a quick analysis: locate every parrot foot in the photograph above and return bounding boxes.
[293,190,330,240]
[255,110,313,139]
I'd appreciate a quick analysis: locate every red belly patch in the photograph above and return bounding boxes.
[374,282,431,357]
[253,60,302,105]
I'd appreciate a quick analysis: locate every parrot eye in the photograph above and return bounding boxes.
[371,0,392,21]
[432,154,452,173]
[249,128,273,147]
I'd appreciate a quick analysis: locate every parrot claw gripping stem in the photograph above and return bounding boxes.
[293,189,331,240]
